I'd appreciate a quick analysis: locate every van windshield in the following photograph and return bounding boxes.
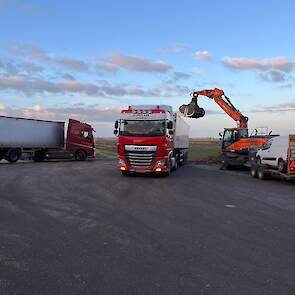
[119,120,166,137]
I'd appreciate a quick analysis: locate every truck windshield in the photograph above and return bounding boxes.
[120,120,166,137]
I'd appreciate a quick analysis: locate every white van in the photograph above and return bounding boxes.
[256,136,289,172]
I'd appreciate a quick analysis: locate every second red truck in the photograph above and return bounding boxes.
[0,116,95,163]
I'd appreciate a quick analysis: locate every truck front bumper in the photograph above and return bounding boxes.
[118,157,169,173]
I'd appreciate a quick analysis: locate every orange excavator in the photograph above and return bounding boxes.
[179,88,274,168]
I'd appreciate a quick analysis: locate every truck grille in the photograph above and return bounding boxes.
[124,145,157,168]
[126,151,156,167]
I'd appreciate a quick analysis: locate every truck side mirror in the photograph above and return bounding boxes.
[114,120,119,129]
[167,121,173,129]
[168,130,174,135]
[114,129,118,135]
[219,132,223,137]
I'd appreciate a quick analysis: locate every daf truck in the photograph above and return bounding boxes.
[114,105,189,176]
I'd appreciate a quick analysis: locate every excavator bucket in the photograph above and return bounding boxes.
[179,98,205,118]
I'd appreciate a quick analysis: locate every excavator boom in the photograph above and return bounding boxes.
[179,88,248,128]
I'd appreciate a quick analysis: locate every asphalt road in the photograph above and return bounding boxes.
[0,159,294,295]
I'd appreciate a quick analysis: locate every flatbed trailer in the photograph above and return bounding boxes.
[250,135,295,181]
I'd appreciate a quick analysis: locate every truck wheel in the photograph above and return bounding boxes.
[121,171,129,176]
[257,166,266,180]
[172,156,178,171]
[179,152,188,166]
[75,150,87,161]
[164,158,172,176]
[6,149,21,163]
[278,159,287,173]
[250,166,257,178]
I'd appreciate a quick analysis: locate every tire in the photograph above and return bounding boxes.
[250,166,258,178]
[180,152,188,166]
[6,149,21,163]
[121,171,129,176]
[75,150,87,161]
[278,159,286,173]
[163,158,172,176]
[172,156,178,171]
[257,166,266,180]
[0,151,3,161]
[221,160,232,170]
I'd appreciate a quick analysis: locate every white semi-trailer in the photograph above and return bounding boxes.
[0,116,95,163]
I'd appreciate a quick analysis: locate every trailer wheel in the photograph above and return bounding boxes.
[278,159,287,173]
[257,166,266,180]
[250,166,258,178]
[75,150,87,161]
[183,152,188,165]
[6,149,21,163]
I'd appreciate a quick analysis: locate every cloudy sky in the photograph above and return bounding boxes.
[0,0,294,137]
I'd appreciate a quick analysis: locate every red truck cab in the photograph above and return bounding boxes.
[66,119,95,160]
[114,105,189,175]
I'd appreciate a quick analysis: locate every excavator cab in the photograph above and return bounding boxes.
[222,128,248,149]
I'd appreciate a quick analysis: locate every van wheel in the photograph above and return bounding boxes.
[278,159,286,173]
[6,149,21,163]
[75,150,87,161]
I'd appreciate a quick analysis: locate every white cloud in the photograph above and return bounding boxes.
[258,70,286,83]
[192,51,211,61]
[58,57,88,71]
[0,101,6,115]
[96,59,119,73]
[107,53,172,73]
[222,56,295,72]
[2,104,121,123]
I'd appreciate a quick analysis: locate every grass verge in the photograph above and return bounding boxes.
[95,138,221,163]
